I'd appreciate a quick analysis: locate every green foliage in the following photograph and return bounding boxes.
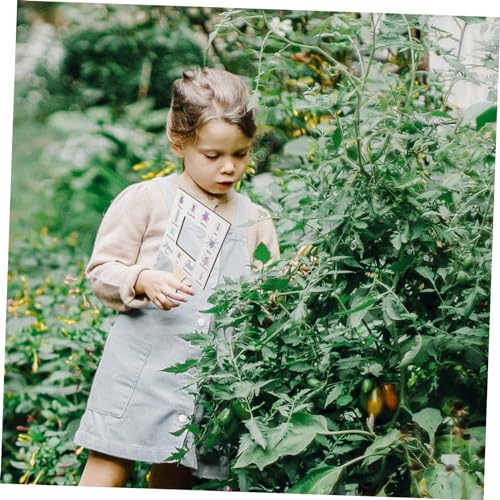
[168,11,496,497]
[5,6,497,496]
[2,231,149,486]
[13,3,207,252]
[2,230,102,484]
[15,4,206,117]
[28,98,180,254]
[61,9,204,109]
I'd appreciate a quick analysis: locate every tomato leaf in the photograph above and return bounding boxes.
[476,104,497,130]
[283,135,315,157]
[399,334,423,368]
[245,417,267,449]
[413,408,443,442]
[287,465,344,494]
[253,242,271,265]
[161,358,198,373]
[261,277,290,291]
[234,412,330,470]
[362,429,401,467]
[324,385,343,408]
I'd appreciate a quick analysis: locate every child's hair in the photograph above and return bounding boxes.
[167,67,256,146]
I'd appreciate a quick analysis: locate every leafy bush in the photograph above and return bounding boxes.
[61,8,205,109]
[15,3,207,118]
[4,7,497,496]
[27,98,181,253]
[169,11,497,497]
[1,230,152,486]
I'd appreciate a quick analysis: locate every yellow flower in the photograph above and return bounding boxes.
[298,76,314,85]
[19,471,31,484]
[7,304,18,315]
[32,351,39,373]
[32,321,47,332]
[306,118,317,129]
[18,433,32,443]
[140,171,157,180]
[154,163,176,177]
[67,231,79,247]
[57,317,76,325]
[132,161,151,171]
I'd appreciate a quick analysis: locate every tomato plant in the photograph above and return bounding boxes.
[168,10,497,498]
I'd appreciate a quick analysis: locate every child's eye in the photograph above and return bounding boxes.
[204,154,219,160]
[234,152,248,158]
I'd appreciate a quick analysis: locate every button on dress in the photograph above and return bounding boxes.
[74,175,251,480]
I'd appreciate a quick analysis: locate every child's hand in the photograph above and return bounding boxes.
[134,270,194,310]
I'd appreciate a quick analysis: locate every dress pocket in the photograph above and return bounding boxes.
[87,326,152,418]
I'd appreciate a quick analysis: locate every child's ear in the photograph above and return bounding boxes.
[170,142,184,157]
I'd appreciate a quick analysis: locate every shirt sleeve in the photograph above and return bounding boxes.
[85,181,154,312]
[250,203,281,267]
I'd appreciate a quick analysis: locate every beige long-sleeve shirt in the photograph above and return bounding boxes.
[86,172,280,312]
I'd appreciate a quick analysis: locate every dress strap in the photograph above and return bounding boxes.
[231,192,251,230]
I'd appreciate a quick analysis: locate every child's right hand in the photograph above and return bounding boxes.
[134,270,195,310]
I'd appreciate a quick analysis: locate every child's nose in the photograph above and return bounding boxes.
[220,158,235,174]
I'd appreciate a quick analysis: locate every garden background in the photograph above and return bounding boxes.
[1,0,499,498]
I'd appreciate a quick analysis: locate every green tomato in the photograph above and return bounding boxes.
[225,418,239,440]
[232,400,251,420]
[217,407,233,427]
[361,378,374,394]
[462,255,474,270]
[306,377,322,388]
[456,270,471,285]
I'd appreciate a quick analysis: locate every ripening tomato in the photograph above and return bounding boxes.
[366,387,384,417]
[381,383,399,412]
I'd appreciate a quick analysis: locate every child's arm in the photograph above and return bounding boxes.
[85,181,193,312]
[85,182,153,311]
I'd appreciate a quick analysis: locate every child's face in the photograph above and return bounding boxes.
[172,119,252,196]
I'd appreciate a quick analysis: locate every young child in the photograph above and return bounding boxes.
[73,67,280,488]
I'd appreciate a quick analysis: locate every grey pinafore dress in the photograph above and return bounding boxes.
[74,175,251,479]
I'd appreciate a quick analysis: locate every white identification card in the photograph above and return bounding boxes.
[160,188,231,290]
